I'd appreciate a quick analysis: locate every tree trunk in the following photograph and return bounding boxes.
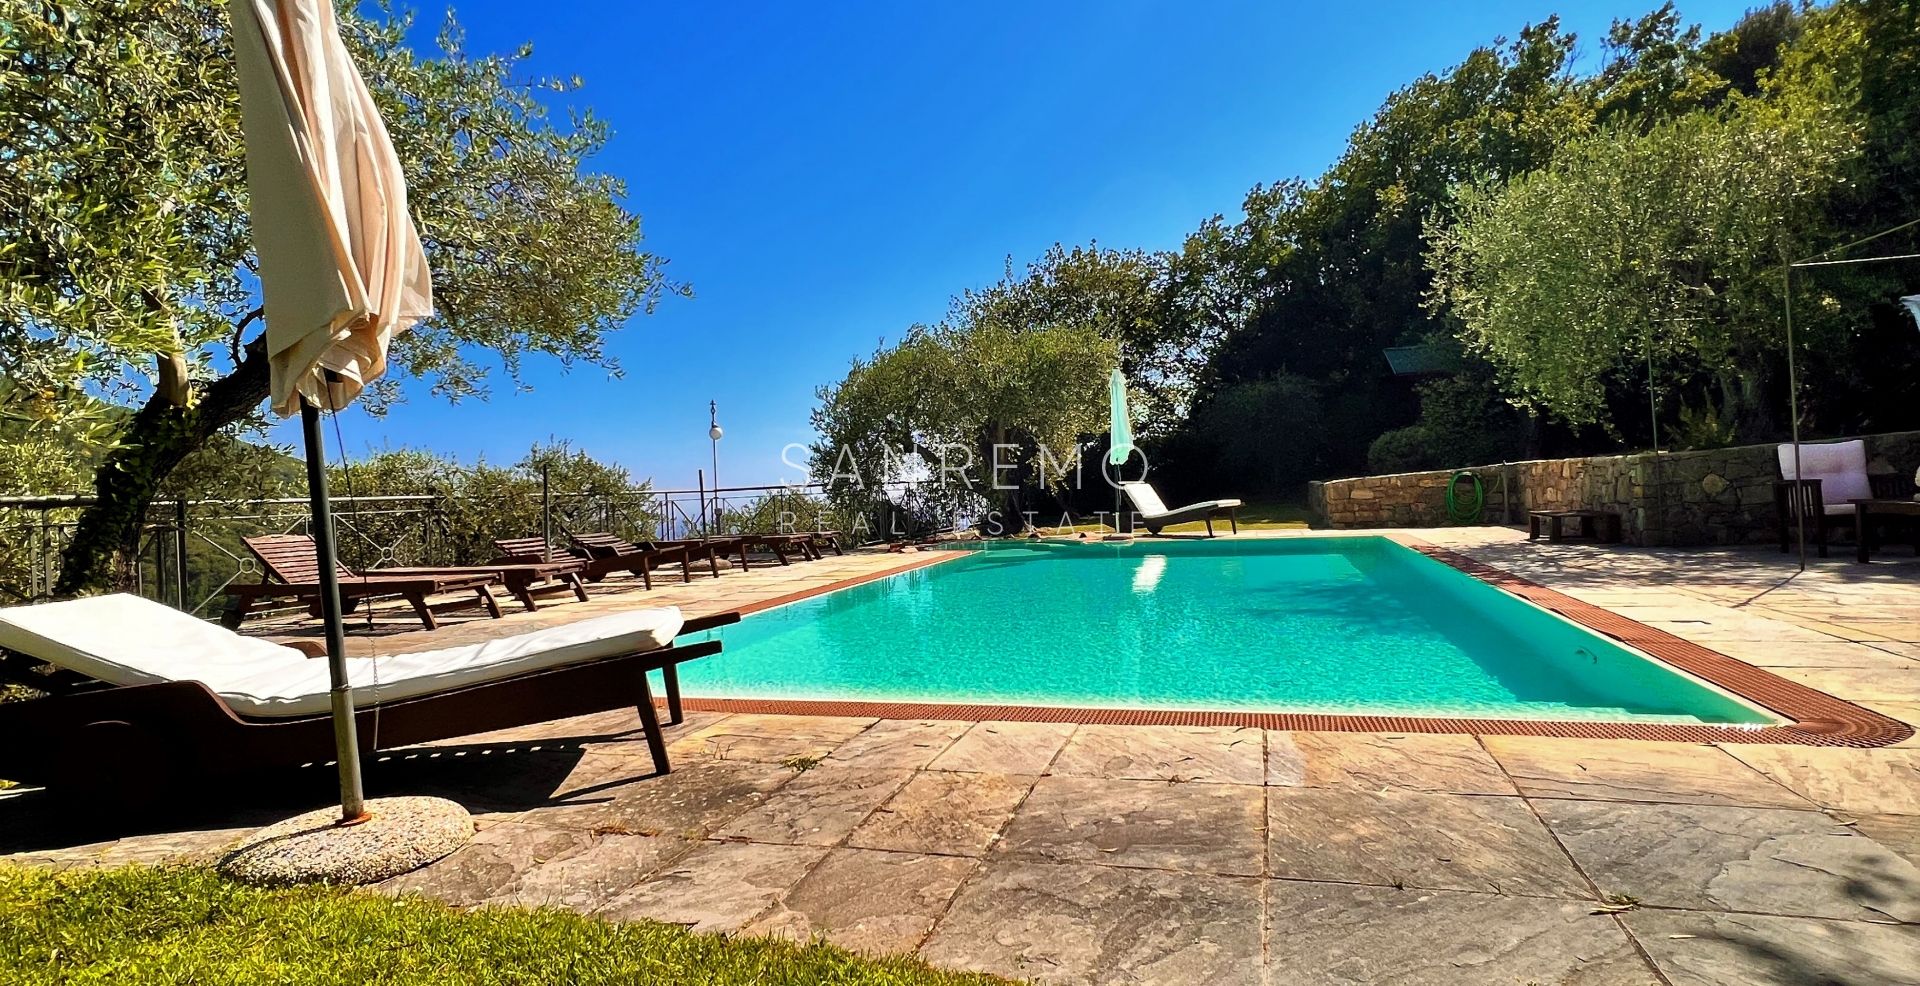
[54,339,272,596]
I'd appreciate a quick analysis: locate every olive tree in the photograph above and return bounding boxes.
[1425,96,1858,437]
[811,320,1117,536]
[0,0,683,593]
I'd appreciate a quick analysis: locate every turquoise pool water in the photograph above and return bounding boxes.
[678,537,1777,724]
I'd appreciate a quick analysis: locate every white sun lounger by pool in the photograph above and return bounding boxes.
[0,593,736,798]
[1120,481,1243,536]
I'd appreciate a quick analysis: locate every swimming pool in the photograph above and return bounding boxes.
[678,537,1778,725]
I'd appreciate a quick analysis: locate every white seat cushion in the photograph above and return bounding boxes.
[1778,440,1873,506]
[1121,482,1170,517]
[0,594,683,718]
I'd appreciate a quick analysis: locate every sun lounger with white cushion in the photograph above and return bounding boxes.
[0,594,736,801]
[1120,481,1243,536]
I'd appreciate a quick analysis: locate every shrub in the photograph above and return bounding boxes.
[1366,425,1436,474]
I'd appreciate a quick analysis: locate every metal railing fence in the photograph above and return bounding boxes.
[0,478,950,616]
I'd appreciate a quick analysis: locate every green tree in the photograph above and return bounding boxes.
[1185,18,1592,478]
[811,321,1117,535]
[1426,96,1860,438]
[958,244,1205,429]
[321,441,655,568]
[0,0,682,594]
[1182,374,1325,493]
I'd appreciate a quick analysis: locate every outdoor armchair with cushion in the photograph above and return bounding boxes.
[1120,481,1243,536]
[0,593,737,802]
[223,534,504,630]
[1772,440,1910,557]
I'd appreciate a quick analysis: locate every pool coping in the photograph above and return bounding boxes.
[679,539,1914,748]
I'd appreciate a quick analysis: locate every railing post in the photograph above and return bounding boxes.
[174,498,189,609]
[541,463,553,560]
[35,510,49,598]
[422,492,435,566]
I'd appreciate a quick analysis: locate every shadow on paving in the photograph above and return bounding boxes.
[0,729,661,857]
[1458,537,1920,593]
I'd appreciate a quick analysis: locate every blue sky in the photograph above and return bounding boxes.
[297,0,1755,490]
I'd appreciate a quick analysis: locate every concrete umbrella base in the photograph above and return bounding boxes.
[218,796,473,886]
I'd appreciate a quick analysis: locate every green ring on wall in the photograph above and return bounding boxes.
[1445,471,1484,525]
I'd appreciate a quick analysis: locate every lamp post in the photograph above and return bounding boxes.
[708,401,724,534]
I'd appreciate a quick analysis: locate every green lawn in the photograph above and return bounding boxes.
[1159,498,1311,533]
[0,865,1009,986]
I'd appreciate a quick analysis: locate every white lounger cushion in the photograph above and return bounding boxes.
[1777,440,1872,515]
[0,593,683,719]
[1120,481,1243,520]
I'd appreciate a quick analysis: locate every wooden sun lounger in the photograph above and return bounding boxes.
[641,535,758,571]
[245,533,588,611]
[223,535,504,630]
[497,535,692,589]
[0,612,741,804]
[738,532,820,564]
[374,559,589,612]
[573,533,747,582]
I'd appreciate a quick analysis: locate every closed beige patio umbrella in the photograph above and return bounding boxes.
[229,0,431,822]
[231,0,432,416]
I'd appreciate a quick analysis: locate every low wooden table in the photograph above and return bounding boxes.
[1527,509,1621,544]
[1851,498,1920,563]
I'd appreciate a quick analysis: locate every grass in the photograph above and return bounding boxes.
[1036,498,1312,536]
[1160,499,1311,533]
[0,865,1009,985]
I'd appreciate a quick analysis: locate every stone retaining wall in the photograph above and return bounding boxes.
[1306,431,1920,546]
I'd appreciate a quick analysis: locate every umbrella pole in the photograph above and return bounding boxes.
[301,398,369,823]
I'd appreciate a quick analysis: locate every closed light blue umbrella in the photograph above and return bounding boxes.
[1108,369,1134,466]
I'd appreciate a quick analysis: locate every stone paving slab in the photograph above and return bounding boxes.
[1482,737,1812,808]
[825,719,969,769]
[846,771,1035,857]
[668,713,876,764]
[711,766,912,847]
[743,847,978,955]
[1720,745,1920,815]
[520,757,796,839]
[377,820,692,910]
[994,775,1264,876]
[1535,799,1920,923]
[1266,730,1515,795]
[1768,666,1920,704]
[919,860,1263,985]
[594,840,829,933]
[1049,724,1264,785]
[1874,641,1920,661]
[1267,788,1589,898]
[1700,639,1920,670]
[1263,883,1655,985]
[1846,812,1920,866]
[1624,909,1920,986]
[928,721,1077,774]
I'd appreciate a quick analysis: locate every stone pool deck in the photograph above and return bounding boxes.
[4,529,1919,984]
